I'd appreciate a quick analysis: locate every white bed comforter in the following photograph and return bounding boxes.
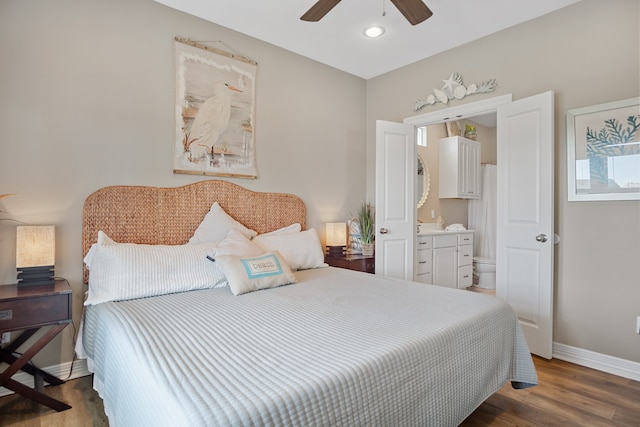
[79,267,537,427]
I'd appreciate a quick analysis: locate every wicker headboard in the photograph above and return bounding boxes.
[82,180,306,284]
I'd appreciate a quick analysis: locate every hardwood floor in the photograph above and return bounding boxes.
[0,375,107,427]
[461,356,640,426]
[0,357,638,426]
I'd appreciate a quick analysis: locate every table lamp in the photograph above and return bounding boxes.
[16,225,56,287]
[325,222,346,256]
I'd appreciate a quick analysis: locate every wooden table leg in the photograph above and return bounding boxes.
[2,377,71,412]
[0,323,71,412]
[3,328,38,352]
[0,324,67,383]
[0,347,65,386]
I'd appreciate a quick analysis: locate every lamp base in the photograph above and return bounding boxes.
[17,266,55,287]
[326,246,345,257]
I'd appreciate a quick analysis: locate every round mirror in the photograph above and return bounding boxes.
[417,154,430,209]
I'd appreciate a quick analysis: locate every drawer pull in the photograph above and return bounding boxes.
[418,261,426,264]
[0,310,12,321]
[418,241,427,245]
[463,254,469,257]
[463,275,469,278]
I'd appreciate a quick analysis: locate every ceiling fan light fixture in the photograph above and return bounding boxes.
[364,25,385,38]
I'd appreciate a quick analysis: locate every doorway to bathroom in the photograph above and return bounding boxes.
[377,93,555,358]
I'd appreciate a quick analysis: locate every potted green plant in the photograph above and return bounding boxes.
[464,124,477,140]
[357,201,375,256]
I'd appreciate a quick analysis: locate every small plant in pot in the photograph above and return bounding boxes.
[357,202,375,256]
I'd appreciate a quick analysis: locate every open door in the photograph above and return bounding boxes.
[496,91,555,359]
[375,120,416,280]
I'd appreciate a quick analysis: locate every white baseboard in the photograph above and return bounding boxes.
[553,342,640,382]
[0,358,91,398]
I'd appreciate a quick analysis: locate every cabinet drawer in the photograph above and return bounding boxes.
[415,272,432,284]
[458,244,473,266]
[416,235,432,249]
[0,293,71,332]
[458,264,473,288]
[415,249,433,274]
[433,234,457,248]
[458,233,474,246]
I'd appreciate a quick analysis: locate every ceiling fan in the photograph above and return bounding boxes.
[301,0,433,26]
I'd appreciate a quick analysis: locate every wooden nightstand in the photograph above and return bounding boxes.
[325,254,375,274]
[0,280,72,412]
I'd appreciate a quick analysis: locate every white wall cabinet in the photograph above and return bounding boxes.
[439,136,481,199]
[415,231,474,289]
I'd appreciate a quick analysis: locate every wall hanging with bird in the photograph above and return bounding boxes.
[173,38,258,179]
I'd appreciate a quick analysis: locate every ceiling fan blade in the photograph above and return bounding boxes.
[301,0,342,22]
[390,0,433,25]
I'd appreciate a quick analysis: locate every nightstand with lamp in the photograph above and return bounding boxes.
[324,222,375,274]
[0,225,72,412]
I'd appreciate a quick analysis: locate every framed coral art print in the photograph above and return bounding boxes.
[173,38,258,179]
[567,97,640,201]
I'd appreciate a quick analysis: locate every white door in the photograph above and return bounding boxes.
[375,120,416,280]
[496,91,555,359]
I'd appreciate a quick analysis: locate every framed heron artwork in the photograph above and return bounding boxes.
[173,37,258,179]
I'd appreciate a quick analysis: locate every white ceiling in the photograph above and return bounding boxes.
[154,0,581,79]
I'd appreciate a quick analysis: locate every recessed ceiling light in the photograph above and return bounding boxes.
[364,26,385,38]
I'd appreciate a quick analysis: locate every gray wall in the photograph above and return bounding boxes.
[0,0,366,366]
[366,0,640,362]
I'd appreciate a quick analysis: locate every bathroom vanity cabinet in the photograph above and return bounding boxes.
[439,136,481,199]
[415,230,474,289]
[415,234,433,285]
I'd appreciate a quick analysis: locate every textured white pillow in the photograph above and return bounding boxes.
[215,251,296,296]
[188,202,257,244]
[214,228,264,258]
[260,223,302,236]
[253,228,326,271]
[84,231,225,305]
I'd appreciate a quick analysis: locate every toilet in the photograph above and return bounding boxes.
[473,257,496,289]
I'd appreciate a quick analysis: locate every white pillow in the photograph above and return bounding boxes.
[214,228,264,258]
[214,251,296,296]
[84,231,225,305]
[188,202,257,244]
[260,223,302,236]
[253,228,326,271]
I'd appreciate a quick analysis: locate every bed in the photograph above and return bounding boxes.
[76,180,537,427]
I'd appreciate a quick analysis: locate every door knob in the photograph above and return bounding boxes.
[379,228,389,234]
[535,234,548,243]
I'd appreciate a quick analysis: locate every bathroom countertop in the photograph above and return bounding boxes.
[417,227,474,235]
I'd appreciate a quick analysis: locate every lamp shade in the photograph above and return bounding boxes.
[326,222,347,247]
[16,225,56,287]
[16,225,56,268]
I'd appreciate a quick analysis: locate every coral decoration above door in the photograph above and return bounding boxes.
[414,73,497,112]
